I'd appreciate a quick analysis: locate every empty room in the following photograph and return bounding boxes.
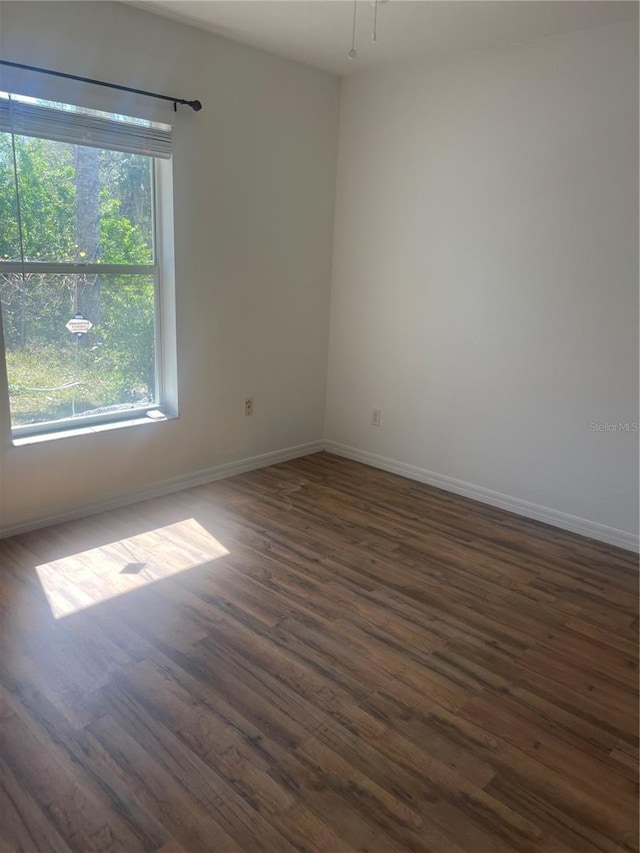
[0,1,638,851]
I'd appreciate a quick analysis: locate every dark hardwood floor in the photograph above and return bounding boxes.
[0,451,638,853]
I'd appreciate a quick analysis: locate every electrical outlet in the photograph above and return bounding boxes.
[370,408,381,426]
[244,397,254,417]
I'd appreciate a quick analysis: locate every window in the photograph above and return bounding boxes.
[0,93,176,440]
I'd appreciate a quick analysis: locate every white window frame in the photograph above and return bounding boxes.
[0,107,178,443]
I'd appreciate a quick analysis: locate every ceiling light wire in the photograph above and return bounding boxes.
[373,0,378,42]
[348,0,358,59]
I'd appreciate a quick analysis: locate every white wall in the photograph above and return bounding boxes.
[326,22,639,545]
[1,7,636,548]
[0,1,339,532]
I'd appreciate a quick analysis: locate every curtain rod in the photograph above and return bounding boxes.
[0,59,202,112]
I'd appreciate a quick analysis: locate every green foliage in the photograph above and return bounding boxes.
[6,343,134,423]
[99,194,151,264]
[0,130,157,426]
[0,135,76,261]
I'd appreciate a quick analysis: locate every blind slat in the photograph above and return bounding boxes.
[0,98,172,159]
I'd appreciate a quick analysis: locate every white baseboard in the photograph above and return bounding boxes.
[324,441,640,553]
[0,440,324,540]
[4,437,638,553]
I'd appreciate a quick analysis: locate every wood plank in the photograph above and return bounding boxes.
[0,451,637,852]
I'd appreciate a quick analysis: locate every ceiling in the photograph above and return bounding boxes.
[131,1,639,76]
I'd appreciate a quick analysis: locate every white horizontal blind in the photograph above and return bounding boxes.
[0,96,172,158]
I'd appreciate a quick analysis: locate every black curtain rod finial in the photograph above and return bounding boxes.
[189,100,203,112]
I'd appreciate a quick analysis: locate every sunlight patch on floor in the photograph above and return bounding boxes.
[36,518,229,619]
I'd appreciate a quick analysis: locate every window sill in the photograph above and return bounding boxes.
[12,410,178,447]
